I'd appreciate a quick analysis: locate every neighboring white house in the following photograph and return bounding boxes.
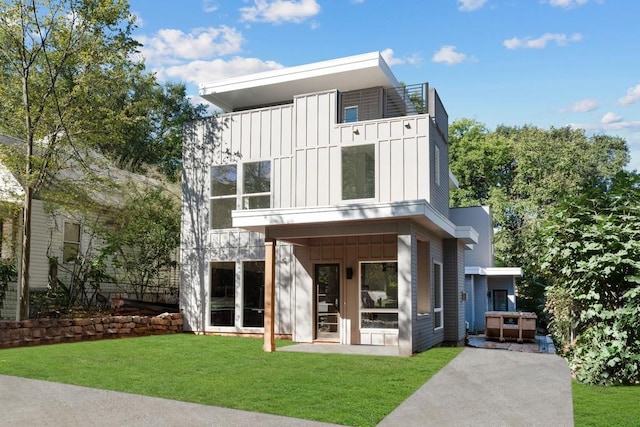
[0,134,180,320]
[180,52,520,355]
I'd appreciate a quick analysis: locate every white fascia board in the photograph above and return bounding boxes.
[465,266,523,276]
[200,52,385,94]
[233,199,460,237]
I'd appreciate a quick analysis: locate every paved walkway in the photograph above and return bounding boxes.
[0,347,573,427]
[378,347,574,427]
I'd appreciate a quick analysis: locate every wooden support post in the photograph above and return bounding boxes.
[263,239,276,352]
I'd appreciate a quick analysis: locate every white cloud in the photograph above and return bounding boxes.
[618,83,640,106]
[157,56,283,87]
[432,45,469,65]
[571,120,640,133]
[546,0,589,8]
[239,0,321,24]
[381,48,422,66]
[203,0,219,13]
[458,0,488,12]
[562,98,598,112]
[503,32,582,49]
[601,112,622,124]
[136,26,244,65]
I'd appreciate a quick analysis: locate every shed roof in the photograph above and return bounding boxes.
[199,51,399,112]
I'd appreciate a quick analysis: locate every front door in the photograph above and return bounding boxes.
[493,290,508,311]
[315,264,340,341]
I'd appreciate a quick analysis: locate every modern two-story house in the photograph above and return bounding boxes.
[180,52,519,355]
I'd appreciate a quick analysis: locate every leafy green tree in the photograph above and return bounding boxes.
[540,171,640,385]
[100,79,208,180]
[99,187,180,300]
[0,0,143,318]
[448,120,629,316]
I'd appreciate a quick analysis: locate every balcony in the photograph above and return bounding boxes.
[339,83,428,123]
[338,83,448,140]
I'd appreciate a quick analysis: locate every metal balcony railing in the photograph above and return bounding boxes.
[339,83,429,123]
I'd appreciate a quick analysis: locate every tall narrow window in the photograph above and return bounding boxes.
[360,262,398,329]
[433,262,443,329]
[434,145,441,187]
[63,222,80,262]
[342,144,375,200]
[243,161,271,209]
[210,165,237,229]
[344,106,358,123]
[210,262,236,326]
[243,261,265,327]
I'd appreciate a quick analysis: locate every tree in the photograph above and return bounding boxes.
[99,79,209,181]
[99,187,181,300]
[448,120,629,316]
[540,171,640,385]
[0,0,140,318]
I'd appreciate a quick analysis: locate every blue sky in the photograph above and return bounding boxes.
[129,0,640,171]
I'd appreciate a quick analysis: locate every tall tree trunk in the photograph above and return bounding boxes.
[19,184,32,320]
[19,67,33,320]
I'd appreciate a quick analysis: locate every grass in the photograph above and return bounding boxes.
[573,380,640,427]
[0,335,461,426]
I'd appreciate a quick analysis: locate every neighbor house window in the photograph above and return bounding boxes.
[243,161,271,209]
[210,262,236,326]
[360,261,398,329]
[342,144,375,200]
[243,261,265,327]
[344,106,358,123]
[434,262,443,329]
[210,165,237,229]
[434,145,441,187]
[63,222,80,262]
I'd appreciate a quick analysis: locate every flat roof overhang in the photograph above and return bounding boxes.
[199,52,399,112]
[232,199,478,245]
[465,266,523,276]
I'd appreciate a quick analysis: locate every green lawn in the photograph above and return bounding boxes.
[573,380,640,427]
[0,334,461,426]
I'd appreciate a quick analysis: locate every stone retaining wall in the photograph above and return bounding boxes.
[0,312,183,349]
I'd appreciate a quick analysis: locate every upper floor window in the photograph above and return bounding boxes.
[63,222,80,262]
[434,145,441,187]
[243,161,271,209]
[342,144,375,200]
[344,106,358,123]
[210,161,271,229]
[210,165,237,229]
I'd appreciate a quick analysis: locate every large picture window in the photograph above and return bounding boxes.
[210,262,236,326]
[434,262,443,329]
[342,144,375,200]
[360,261,398,329]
